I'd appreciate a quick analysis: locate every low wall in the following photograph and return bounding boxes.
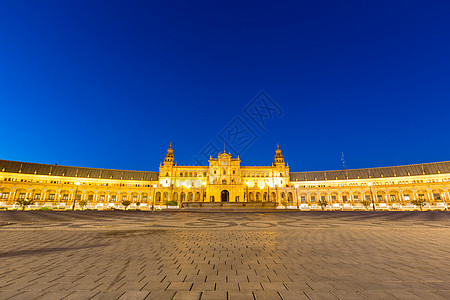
[181,201,277,209]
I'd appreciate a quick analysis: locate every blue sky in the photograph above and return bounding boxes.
[1,0,449,172]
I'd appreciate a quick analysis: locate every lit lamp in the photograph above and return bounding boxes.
[72,181,80,211]
[368,182,375,211]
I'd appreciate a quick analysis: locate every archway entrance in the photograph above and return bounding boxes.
[221,190,229,202]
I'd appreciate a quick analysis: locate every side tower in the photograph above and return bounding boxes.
[159,143,175,187]
[273,144,290,187]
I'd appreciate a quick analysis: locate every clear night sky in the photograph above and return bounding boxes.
[1,1,449,172]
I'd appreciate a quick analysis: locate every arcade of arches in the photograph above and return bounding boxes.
[1,144,450,210]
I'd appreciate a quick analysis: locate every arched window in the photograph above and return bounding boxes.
[222,179,227,184]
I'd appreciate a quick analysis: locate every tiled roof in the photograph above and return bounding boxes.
[289,161,450,181]
[0,160,159,181]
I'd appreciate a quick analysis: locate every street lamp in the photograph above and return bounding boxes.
[202,181,206,202]
[368,182,376,211]
[152,184,157,211]
[72,181,80,211]
[294,184,299,210]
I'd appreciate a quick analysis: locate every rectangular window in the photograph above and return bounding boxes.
[310,196,315,202]
[142,196,148,202]
[365,195,371,201]
[404,194,410,201]
[111,195,116,201]
[434,193,441,200]
[132,196,137,202]
[342,196,347,202]
[88,194,94,201]
[390,195,396,202]
[1,192,9,199]
[353,195,359,202]
[301,196,306,203]
[331,196,337,202]
[34,193,41,200]
[75,194,81,200]
[49,194,55,200]
[19,193,26,200]
[376,195,383,201]
[122,195,127,201]
[418,194,425,200]
[62,194,69,200]
[99,195,105,201]
[321,196,326,201]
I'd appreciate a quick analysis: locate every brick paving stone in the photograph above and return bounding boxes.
[200,291,228,300]
[278,290,310,300]
[227,275,248,283]
[253,290,283,300]
[331,290,367,299]
[91,291,125,299]
[303,290,339,299]
[191,282,216,291]
[0,291,23,299]
[205,275,227,283]
[147,291,177,300]
[409,290,449,300]
[238,282,263,291]
[172,291,201,300]
[166,282,193,290]
[118,291,151,300]
[227,291,254,300]
[215,282,239,291]
[357,290,397,299]
[386,290,424,299]
[66,291,101,299]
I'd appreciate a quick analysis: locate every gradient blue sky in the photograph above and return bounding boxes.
[1,1,449,172]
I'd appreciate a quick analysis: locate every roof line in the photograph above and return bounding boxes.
[289,160,450,174]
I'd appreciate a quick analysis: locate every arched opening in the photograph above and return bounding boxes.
[221,190,229,202]
[288,192,293,204]
[249,192,254,201]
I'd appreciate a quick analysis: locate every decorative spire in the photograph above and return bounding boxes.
[274,144,284,165]
[164,143,174,166]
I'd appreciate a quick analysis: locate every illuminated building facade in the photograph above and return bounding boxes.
[0,144,449,210]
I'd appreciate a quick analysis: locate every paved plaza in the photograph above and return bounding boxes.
[0,211,449,300]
